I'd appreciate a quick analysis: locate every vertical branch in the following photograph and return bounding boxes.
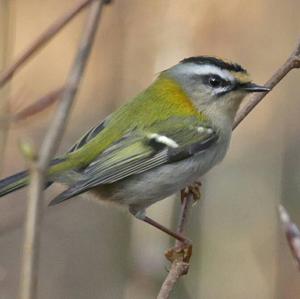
[0,0,11,172]
[157,260,189,299]
[157,191,194,299]
[18,1,109,299]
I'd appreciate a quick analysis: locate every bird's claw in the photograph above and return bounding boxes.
[182,181,202,203]
[164,241,193,265]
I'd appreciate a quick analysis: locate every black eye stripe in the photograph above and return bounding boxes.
[190,73,233,93]
[202,74,230,88]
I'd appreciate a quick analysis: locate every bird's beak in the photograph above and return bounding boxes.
[242,82,271,93]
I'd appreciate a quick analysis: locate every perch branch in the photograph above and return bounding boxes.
[158,38,300,298]
[278,205,300,269]
[18,2,109,299]
[0,0,96,88]
[157,191,193,299]
[233,38,300,128]
[157,261,189,299]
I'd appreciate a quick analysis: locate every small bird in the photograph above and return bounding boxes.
[0,56,269,241]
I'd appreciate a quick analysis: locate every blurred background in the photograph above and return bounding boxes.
[0,0,299,298]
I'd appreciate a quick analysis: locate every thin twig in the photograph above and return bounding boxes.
[18,2,108,299]
[158,38,300,298]
[13,86,64,122]
[0,87,63,127]
[233,39,300,129]
[0,0,95,88]
[278,205,300,269]
[157,192,194,299]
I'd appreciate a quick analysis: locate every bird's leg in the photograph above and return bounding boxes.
[164,186,201,263]
[129,207,190,245]
[143,214,192,263]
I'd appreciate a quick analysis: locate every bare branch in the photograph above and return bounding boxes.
[12,86,64,122]
[0,0,95,88]
[158,191,194,299]
[233,39,300,129]
[18,2,109,299]
[157,261,189,299]
[278,205,300,269]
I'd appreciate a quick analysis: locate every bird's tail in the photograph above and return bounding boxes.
[0,170,29,197]
[0,158,66,197]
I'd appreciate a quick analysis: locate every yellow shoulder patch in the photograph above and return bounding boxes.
[155,74,199,115]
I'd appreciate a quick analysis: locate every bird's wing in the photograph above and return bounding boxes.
[68,119,107,152]
[49,118,218,205]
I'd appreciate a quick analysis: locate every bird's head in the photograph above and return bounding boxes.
[165,56,269,123]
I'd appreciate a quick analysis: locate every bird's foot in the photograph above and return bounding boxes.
[182,180,202,203]
[165,241,192,265]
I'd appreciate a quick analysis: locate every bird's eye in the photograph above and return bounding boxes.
[208,75,223,88]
